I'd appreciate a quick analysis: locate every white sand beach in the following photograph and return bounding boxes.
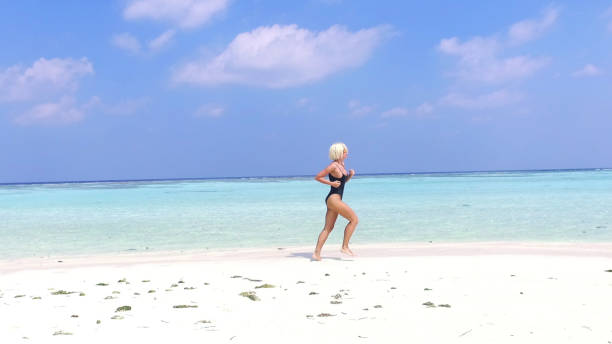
[1,242,612,343]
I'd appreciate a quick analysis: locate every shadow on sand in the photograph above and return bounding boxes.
[288,252,350,261]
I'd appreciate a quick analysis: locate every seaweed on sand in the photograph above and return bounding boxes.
[51,290,75,295]
[239,291,260,301]
[116,305,131,312]
[52,331,72,336]
[255,284,275,289]
[173,305,198,308]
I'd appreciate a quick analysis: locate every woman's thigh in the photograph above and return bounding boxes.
[323,208,339,230]
[327,197,357,222]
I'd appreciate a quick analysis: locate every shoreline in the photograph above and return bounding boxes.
[2,241,612,273]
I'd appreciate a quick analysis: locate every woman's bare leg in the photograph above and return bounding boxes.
[312,207,339,261]
[327,197,359,256]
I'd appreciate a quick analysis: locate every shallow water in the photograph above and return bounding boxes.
[1,169,611,259]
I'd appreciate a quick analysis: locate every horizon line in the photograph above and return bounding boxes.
[1,167,610,187]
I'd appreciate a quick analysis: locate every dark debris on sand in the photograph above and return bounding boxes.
[116,305,132,312]
[52,331,72,336]
[173,305,198,308]
[239,291,260,301]
[51,290,76,295]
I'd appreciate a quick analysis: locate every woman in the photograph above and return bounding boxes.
[312,142,358,261]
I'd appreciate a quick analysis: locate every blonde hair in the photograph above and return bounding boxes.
[328,142,348,161]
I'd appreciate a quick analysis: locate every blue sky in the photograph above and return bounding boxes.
[1,0,611,183]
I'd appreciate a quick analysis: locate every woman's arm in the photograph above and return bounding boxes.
[314,164,340,187]
[346,169,355,182]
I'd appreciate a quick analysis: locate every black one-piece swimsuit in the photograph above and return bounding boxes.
[325,172,348,204]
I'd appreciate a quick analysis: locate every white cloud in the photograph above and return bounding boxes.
[438,36,549,83]
[603,6,612,32]
[348,100,374,116]
[0,57,93,102]
[482,55,549,83]
[380,102,433,118]
[508,7,559,45]
[415,102,434,115]
[572,64,603,77]
[112,33,142,54]
[381,107,409,118]
[440,89,523,109]
[438,8,555,84]
[14,96,98,125]
[439,36,499,63]
[123,0,229,29]
[112,30,176,54]
[149,30,176,50]
[173,24,391,88]
[194,104,224,117]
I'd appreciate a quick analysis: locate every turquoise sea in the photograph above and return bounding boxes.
[1,169,611,259]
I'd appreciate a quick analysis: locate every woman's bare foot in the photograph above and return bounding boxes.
[312,252,321,261]
[340,247,354,256]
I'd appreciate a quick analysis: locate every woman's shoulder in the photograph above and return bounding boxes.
[326,162,340,173]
